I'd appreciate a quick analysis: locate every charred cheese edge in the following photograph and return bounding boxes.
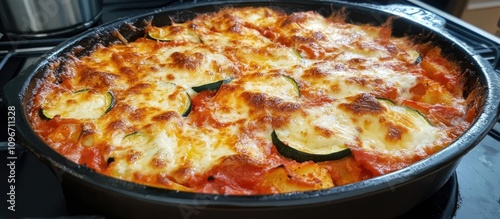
[30,7,472,194]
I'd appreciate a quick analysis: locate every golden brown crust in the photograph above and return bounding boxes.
[28,6,474,194]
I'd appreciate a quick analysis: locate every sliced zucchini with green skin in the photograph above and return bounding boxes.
[293,49,306,65]
[122,131,149,146]
[157,83,192,117]
[376,98,431,125]
[167,84,191,117]
[375,97,396,107]
[123,131,139,138]
[181,94,192,117]
[242,74,300,102]
[39,108,52,120]
[403,106,431,125]
[192,78,232,93]
[282,75,301,98]
[272,130,352,162]
[407,50,422,65]
[271,100,357,162]
[40,90,115,120]
[147,25,201,43]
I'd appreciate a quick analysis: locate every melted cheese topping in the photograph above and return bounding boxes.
[30,7,473,194]
[275,102,357,155]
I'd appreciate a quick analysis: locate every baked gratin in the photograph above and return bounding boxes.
[29,6,478,194]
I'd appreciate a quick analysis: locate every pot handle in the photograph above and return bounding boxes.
[377,4,446,28]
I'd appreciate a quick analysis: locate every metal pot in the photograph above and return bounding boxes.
[3,1,500,218]
[0,0,102,37]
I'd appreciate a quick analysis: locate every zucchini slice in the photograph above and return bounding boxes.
[192,78,232,93]
[282,75,301,98]
[158,83,192,117]
[155,83,192,117]
[271,102,355,162]
[146,24,201,43]
[293,49,306,65]
[272,131,352,162]
[375,97,396,107]
[179,93,192,117]
[243,74,300,101]
[403,106,431,125]
[407,50,422,65]
[40,89,115,120]
[122,131,149,146]
[376,98,431,125]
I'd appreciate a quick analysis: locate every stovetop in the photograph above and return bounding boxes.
[1,0,499,218]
